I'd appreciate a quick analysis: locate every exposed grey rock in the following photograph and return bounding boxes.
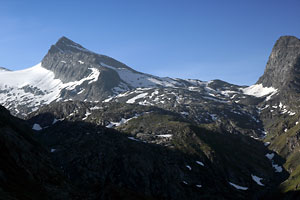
[0,67,10,71]
[41,36,126,101]
[257,36,300,90]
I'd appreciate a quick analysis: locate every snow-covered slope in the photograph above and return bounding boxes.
[0,63,59,114]
[0,63,100,116]
[241,84,278,100]
[100,62,183,89]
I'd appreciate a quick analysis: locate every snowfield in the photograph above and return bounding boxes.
[100,62,181,88]
[0,63,100,114]
[126,93,149,104]
[0,63,62,106]
[242,84,277,99]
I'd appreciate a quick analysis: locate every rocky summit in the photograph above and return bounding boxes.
[257,36,300,90]
[1,36,300,200]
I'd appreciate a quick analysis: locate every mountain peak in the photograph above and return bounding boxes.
[49,36,90,54]
[56,36,80,46]
[257,35,300,90]
[275,35,300,47]
[0,67,10,72]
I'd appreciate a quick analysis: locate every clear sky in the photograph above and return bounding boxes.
[0,0,300,85]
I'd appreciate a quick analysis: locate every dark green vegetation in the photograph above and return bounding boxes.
[24,101,288,199]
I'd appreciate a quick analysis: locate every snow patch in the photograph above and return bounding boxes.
[63,68,100,90]
[221,90,238,97]
[289,111,296,116]
[156,134,172,138]
[180,111,189,116]
[100,62,180,88]
[106,114,140,128]
[272,163,283,173]
[103,97,113,103]
[82,111,92,120]
[32,123,42,131]
[251,175,264,186]
[260,105,270,110]
[265,153,283,173]
[126,93,148,104]
[77,89,85,94]
[209,114,218,121]
[264,142,270,146]
[128,137,140,142]
[242,84,277,98]
[196,161,204,166]
[265,153,274,160]
[228,182,248,190]
[90,106,101,110]
[52,118,58,125]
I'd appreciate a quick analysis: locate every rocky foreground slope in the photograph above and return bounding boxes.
[0,105,73,200]
[1,36,300,199]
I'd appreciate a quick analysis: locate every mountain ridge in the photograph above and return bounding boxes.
[1,36,249,117]
[1,35,300,199]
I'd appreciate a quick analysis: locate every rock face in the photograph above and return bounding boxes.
[41,36,126,100]
[43,36,135,81]
[257,36,300,91]
[251,36,300,196]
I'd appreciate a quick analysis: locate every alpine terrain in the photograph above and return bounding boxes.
[1,36,300,199]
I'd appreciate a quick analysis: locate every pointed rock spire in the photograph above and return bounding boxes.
[257,36,300,90]
[48,36,90,54]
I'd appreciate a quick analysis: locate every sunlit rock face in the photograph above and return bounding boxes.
[257,36,300,91]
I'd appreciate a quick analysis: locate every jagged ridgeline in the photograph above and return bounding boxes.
[0,36,300,200]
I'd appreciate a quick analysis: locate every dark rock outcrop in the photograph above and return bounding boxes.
[0,67,10,71]
[0,105,73,200]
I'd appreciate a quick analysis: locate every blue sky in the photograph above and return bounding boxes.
[0,0,300,85]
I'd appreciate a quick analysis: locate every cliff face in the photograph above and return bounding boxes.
[257,36,300,91]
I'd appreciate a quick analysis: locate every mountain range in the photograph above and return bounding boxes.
[1,35,300,199]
